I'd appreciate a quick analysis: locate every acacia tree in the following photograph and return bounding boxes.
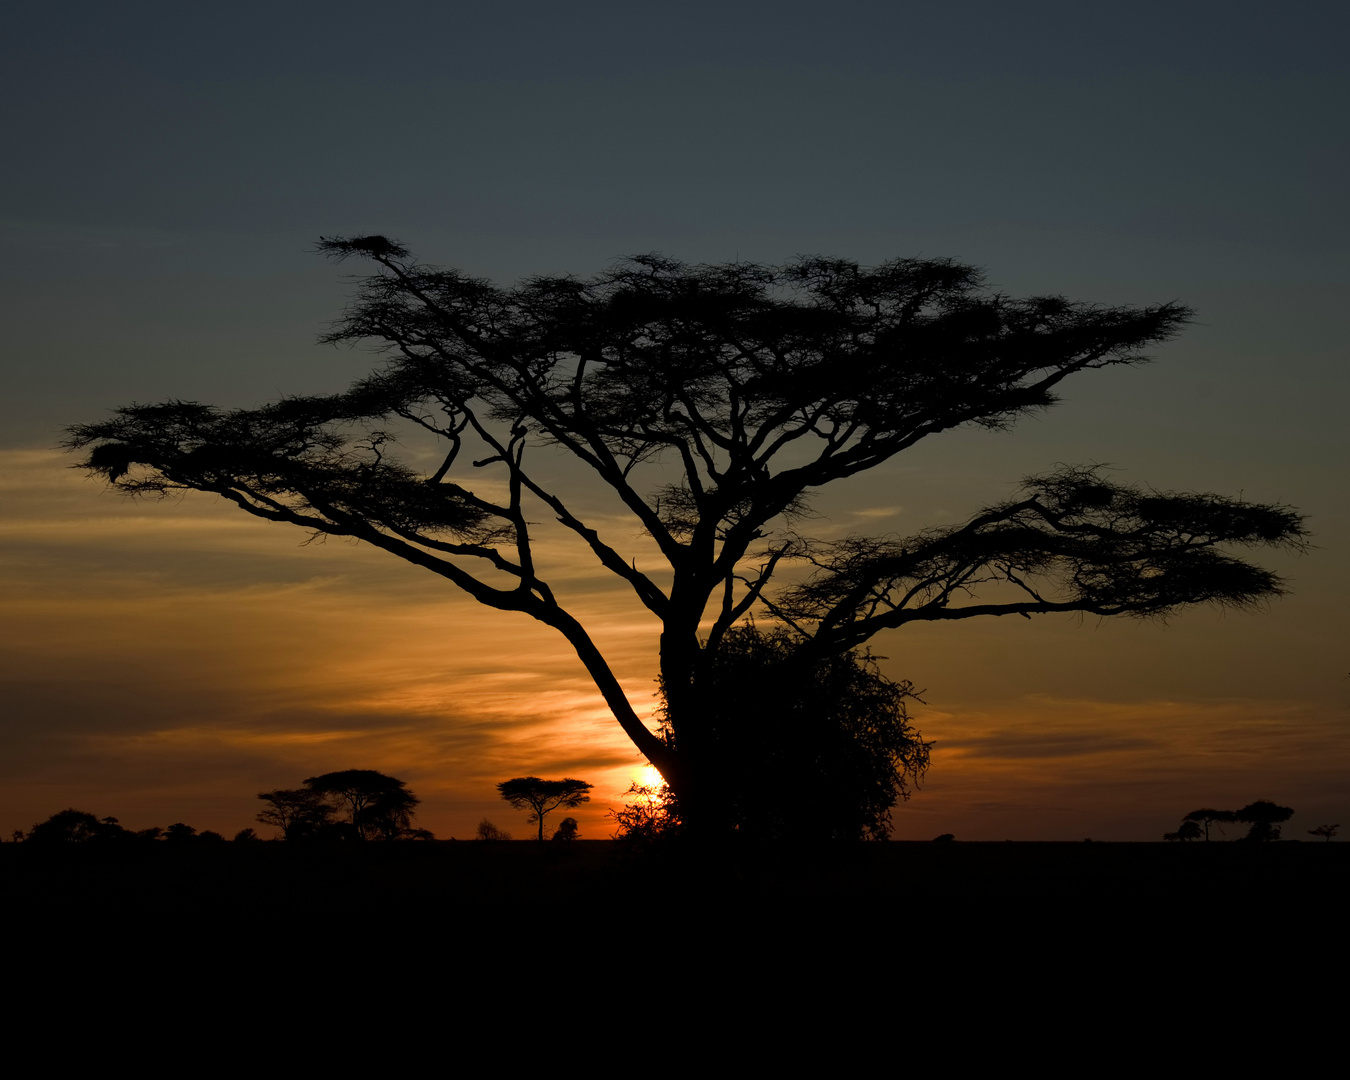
[256,787,334,841]
[67,237,1306,836]
[1182,808,1237,842]
[498,777,593,842]
[1234,800,1294,842]
[304,769,422,841]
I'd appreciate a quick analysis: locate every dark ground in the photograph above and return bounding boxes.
[11,839,1332,1041]
[7,838,1342,937]
[8,838,1343,1020]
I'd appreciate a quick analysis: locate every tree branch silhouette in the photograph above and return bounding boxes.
[67,238,1306,836]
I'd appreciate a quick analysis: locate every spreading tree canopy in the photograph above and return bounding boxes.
[256,787,334,841]
[497,777,593,842]
[257,770,422,840]
[1182,808,1237,842]
[67,237,1306,835]
[1234,800,1294,842]
[304,769,422,841]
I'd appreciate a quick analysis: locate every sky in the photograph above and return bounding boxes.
[2,1,1347,841]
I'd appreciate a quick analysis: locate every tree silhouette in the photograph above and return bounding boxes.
[23,811,173,844]
[1307,824,1339,842]
[1234,800,1294,842]
[303,770,422,841]
[551,817,579,846]
[25,809,121,844]
[475,818,512,841]
[258,773,421,840]
[256,788,334,841]
[498,777,593,842]
[1183,808,1237,842]
[67,239,1307,837]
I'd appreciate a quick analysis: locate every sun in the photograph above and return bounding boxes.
[634,763,664,791]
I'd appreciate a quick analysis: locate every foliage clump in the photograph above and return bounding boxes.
[23,809,223,844]
[659,625,930,841]
[610,782,682,846]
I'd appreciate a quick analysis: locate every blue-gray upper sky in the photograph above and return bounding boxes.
[6,3,1345,241]
[6,2,1345,499]
[4,2,1346,435]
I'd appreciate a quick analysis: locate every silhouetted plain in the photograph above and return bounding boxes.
[67,238,1306,839]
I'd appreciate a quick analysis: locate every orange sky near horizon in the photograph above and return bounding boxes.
[4,444,1345,842]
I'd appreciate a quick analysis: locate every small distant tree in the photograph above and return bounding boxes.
[1234,800,1294,842]
[256,788,334,841]
[233,828,261,842]
[498,777,593,842]
[552,817,579,847]
[163,822,199,842]
[1183,808,1236,842]
[476,818,512,841]
[1164,820,1203,842]
[1307,824,1339,842]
